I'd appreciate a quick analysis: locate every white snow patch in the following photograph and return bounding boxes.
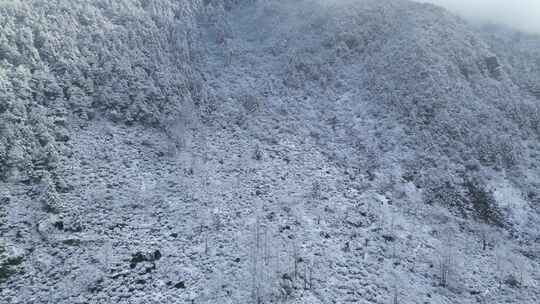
[490,179,529,228]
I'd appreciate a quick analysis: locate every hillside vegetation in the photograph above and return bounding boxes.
[1,1,539,303]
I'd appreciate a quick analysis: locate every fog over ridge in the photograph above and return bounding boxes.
[418,0,540,33]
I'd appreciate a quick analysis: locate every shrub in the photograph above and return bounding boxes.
[464,179,505,227]
[504,274,521,288]
[422,174,468,218]
[0,244,23,283]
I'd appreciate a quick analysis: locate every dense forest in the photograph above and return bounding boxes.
[1,1,540,303]
[0,0,211,181]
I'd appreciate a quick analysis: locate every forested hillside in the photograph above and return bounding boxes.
[0,0,211,182]
[480,24,540,100]
[1,1,540,303]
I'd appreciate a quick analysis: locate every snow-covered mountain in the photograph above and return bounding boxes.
[1,0,539,303]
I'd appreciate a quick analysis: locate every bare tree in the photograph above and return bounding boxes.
[494,244,513,289]
[250,214,263,304]
[476,223,491,251]
[249,205,278,304]
[392,286,399,304]
[438,228,455,288]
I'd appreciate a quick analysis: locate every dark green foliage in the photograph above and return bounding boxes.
[129,250,161,269]
[484,56,502,80]
[0,248,22,283]
[504,274,521,288]
[0,263,16,283]
[425,179,467,217]
[530,84,540,99]
[474,133,519,169]
[419,169,508,227]
[464,179,505,227]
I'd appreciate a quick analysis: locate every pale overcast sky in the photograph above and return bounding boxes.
[419,0,540,33]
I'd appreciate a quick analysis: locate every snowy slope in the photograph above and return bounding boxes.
[1,0,540,303]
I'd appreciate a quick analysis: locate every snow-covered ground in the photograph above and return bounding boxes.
[1,1,540,303]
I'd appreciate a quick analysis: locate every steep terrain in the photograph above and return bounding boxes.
[1,0,540,303]
[480,24,540,100]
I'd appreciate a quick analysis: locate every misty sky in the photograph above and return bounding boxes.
[418,0,540,33]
